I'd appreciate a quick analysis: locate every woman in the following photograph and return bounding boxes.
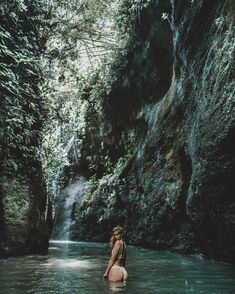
[103,226,128,282]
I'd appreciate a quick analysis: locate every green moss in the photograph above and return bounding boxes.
[3,178,30,225]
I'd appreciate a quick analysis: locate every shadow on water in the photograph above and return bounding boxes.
[0,241,235,294]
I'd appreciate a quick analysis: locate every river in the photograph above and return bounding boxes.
[0,241,234,293]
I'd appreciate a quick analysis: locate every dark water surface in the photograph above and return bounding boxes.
[0,241,235,294]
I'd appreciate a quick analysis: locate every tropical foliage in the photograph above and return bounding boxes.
[0,0,48,175]
[0,0,152,199]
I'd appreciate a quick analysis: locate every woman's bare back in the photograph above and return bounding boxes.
[108,240,128,282]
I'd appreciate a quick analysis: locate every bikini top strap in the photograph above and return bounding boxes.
[119,240,126,258]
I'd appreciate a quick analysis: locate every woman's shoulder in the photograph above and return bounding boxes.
[114,240,124,248]
[115,240,123,245]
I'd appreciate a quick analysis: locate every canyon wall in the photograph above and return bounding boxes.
[0,1,51,257]
[55,0,235,262]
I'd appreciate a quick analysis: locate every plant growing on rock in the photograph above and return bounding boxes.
[40,0,154,202]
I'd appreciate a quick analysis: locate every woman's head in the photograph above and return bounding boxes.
[112,226,123,238]
[110,226,124,247]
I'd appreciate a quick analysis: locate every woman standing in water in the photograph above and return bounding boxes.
[103,226,128,282]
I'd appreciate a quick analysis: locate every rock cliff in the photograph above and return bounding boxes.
[0,1,51,257]
[55,0,235,262]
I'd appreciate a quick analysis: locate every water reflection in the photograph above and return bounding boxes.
[50,240,80,244]
[44,257,96,269]
[0,241,235,294]
[107,280,126,293]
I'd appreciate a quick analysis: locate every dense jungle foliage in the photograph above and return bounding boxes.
[0,0,51,234]
[40,0,152,200]
[0,0,152,212]
[0,0,47,175]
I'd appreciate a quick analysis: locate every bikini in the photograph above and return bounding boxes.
[117,241,126,266]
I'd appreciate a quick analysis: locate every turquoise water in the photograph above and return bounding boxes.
[0,241,234,293]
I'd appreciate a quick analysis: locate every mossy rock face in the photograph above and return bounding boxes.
[0,0,51,257]
[0,175,50,257]
[3,179,30,226]
[66,0,235,263]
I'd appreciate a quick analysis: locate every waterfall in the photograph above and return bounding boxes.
[51,178,86,241]
[50,135,82,217]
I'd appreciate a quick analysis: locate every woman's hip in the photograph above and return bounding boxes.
[108,265,128,282]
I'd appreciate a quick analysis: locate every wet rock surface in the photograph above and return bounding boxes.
[0,169,51,257]
[58,0,235,262]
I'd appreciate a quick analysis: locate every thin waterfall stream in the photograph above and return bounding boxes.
[51,178,86,241]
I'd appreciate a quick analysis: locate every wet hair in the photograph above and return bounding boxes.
[109,226,124,247]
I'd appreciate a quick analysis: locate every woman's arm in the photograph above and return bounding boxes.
[103,240,122,278]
